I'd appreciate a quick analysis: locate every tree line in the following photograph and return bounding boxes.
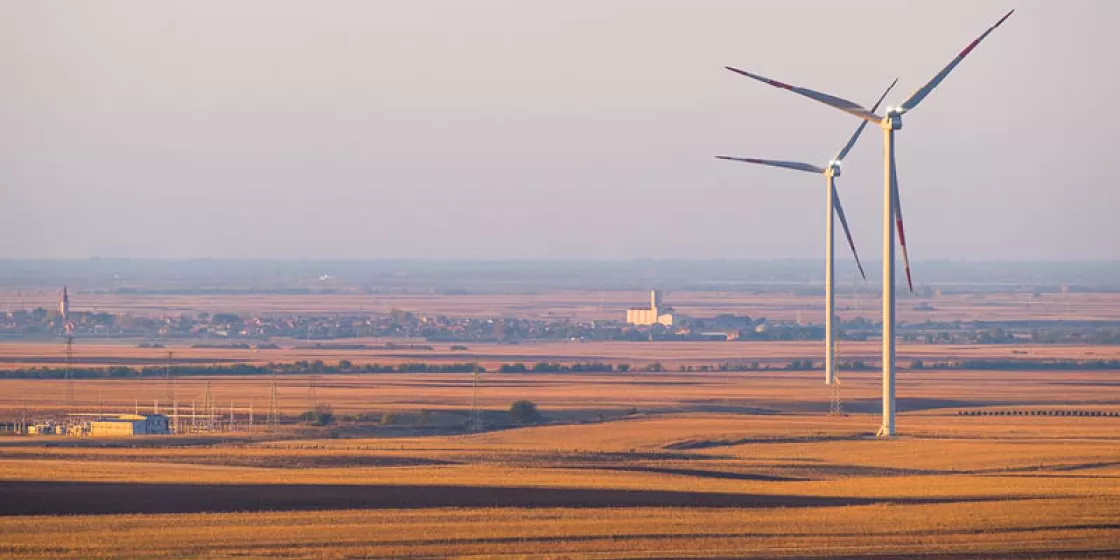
[2,358,1118,380]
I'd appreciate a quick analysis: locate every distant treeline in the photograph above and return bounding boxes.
[189,343,283,350]
[2,358,1118,380]
[294,343,435,351]
[0,361,480,379]
[912,358,1120,371]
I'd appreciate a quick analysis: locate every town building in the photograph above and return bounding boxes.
[626,290,675,327]
[59,286,70,319]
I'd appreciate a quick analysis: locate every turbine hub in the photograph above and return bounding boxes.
[884,107,903,130]
[827,160,842,177]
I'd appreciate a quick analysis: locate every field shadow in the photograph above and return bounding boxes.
[0,481,1012,516]
[663,433,871,450]
[566,465,808,482]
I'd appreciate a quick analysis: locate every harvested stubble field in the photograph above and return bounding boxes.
[3,367,1120,418]
[2,338,1118,371]
[1,367,1119,558]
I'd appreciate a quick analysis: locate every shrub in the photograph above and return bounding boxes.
[508,400,542,424]
[298,405,335,426]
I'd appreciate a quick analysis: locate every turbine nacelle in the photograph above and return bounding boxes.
[884,107,904,130]
[826,160,842,177]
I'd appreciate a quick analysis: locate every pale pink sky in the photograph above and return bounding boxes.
[1,0,1115,260]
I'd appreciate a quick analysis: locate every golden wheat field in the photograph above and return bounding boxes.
[2,338,1117,372]
[1,363,1119,559]
[1,289,1119,558]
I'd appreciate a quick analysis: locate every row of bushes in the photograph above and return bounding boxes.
[959,409,1119,417]
[4,358,1119,380]
[297,400,543,427]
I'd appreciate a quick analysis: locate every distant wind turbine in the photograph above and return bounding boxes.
[724,9,1015,437]
[717,78,896,387]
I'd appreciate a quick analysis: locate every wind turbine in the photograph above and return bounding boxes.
[725,9,1014,437]
[716,79,896,387]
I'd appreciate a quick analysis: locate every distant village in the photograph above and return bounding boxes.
[2,288,1119,346]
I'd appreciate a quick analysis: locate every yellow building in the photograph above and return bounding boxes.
[89,414,170,437]
[27,422,59,435]
[626,290,674,327]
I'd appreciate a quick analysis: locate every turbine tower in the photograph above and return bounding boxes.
[724,9,1014,437]
[716,78,896,386]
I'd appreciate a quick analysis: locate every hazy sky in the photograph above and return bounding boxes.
[1,1,1116,260]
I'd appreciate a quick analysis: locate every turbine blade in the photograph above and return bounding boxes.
[715,156,824,174]
[889,153,914,293]
[725,66,883,124]
[833,79,898,162]
[832,182,866,281]
[898,10,1015,114]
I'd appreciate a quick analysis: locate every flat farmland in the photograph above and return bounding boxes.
[1,338,1117,371]
[1,407,1118,558]
[3,288,1117,322]
[3,367,1119,419]
[2,287,1119,558]
[2,364,1119,558]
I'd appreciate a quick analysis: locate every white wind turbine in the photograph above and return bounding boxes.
[717,79,896,387]
[725,9,1014,437]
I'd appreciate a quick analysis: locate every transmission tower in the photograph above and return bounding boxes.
[828,332,842,416]
[469,363,482,432]
[164,351,175,408]
[307,376,319,411]
[830,276,861,418]
[60,285,74,418]
[202,380,216,431]
[18,388,28,435]
[64,335,74,415]
[267,376,279,430]
[829,375,843,417]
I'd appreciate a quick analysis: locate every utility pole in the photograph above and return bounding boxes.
[267,376,279,431]
[829,337,843,417]
[165,351,175,410]
[307,376,318,411]
[64,335,74,415]
[469,363,482,432]
[202,380,215,431]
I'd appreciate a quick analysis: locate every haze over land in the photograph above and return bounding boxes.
[2,0,1118,261]
[2,259,1119,294]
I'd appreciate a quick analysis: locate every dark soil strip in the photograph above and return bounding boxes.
[0,481,1011,516]
[565,465,807,482]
